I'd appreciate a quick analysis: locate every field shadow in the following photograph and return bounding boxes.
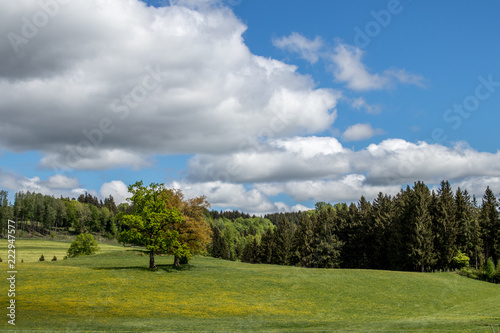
[93,264,194,272]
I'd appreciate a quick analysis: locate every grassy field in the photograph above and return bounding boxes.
[0,239,499,332]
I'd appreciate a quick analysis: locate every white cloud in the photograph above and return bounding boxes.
[170,180,277,214]
[186,136,500,187]
[384,68,426,88]
[100,180,130,204]
[44,175,80,189]
[0,170,95,199]
[0,1,338,170]
[187,136,350,183]
[360,140,500,186]
[39,149,152,171]
[330,43,425,91]
[255,175,401,203]
[350,97,382,115]
[273,32,323,64]
[342,123,384,142]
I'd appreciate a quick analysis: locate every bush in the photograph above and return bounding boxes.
[458,267,480,280]
[39,254,45,262]
[67,233,100,258]
[452,250,470,269]
[52,256,57,261]
[485,257,495,281]
[495,259,500,281]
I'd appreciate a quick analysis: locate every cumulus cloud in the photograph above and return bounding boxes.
[330,43,425,91]
[186,136,350,183]
[44,175,80,189]
[0,0,338,170]
[170,180,278,214]
[0,170,93,199]
[100,180,130,204]
[360,140,500,186]
[182,136,500,207]
[255,175,402,203]
[273,32,323,64]
[350,97,382,115]
[342,123,384,142]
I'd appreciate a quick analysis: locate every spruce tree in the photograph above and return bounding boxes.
[290,214,316,267]
[271,216,295,265]
[370,192,394,270]
[312,207,343,268]
[408,182,436,272]
[479,187,500,263]
[433,180,458,269]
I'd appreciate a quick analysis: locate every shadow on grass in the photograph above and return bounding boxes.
[93,264,194,272]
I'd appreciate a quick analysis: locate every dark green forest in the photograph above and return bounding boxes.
[1,180,499,279]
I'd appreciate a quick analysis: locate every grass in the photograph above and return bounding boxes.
[0,239,499,332]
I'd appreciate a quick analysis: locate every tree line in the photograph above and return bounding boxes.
[1,180,499,275]
[207,181,500,274]
[0,190,124,238]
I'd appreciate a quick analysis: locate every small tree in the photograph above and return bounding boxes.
[118,181,211,269]
[118,182,186,269]
[452,250,470,269]
[485,257,495,281]
[67,233,99,258]
[495,259,500,281]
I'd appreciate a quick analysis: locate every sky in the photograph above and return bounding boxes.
[1,0,500,214]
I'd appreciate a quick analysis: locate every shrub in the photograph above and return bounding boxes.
[39,254,45,262]
[52,256,57,261]
[458,267,479,279]
[67,233,100,258]
[452,250,470,269]
[485,257,495,281]
[495,259,500,281]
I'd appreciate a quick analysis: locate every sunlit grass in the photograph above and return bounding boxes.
[0,238,125,263]
[0,239,499,331]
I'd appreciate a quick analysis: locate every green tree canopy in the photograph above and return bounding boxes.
[67,233,99,258]
[118,181,212,269]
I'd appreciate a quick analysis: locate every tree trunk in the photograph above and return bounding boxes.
[149,250,156,269]
[174,255,180,267]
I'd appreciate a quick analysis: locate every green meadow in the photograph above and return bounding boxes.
[1,239,499,332]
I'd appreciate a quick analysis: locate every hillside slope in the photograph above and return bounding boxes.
[1,240,499,332]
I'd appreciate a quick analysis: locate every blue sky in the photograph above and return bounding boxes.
[1,0,500,214]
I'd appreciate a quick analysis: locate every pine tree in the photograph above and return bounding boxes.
[312,207,343,268]
[241,236,259,263]
[432,180,458,269]
[408,182,436,272]
[258,228,274,264]
[479,187,500,263]
[370,192,394,270]
[290,214,316,267]
[271,216,295,265]
[389,187,412,270]
[455,189,483,269]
